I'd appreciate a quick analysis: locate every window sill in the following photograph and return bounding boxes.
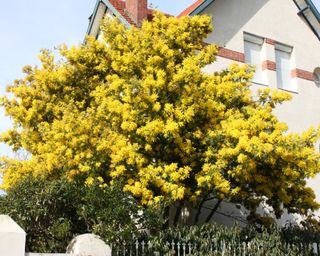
[251,81,269,87]
[251,82,299,94]
[277,87,298,94]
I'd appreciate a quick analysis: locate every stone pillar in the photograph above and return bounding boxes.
[0,215,26,256]
[66,233,112,256]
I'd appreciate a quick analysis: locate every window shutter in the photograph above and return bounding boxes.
[275,44,293,91]
[244,40,264,84]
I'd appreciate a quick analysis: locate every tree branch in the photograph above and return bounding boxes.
[205,199,223,223]
[194,195,209,225]
[163,206,170,229]
[173,201,183,226]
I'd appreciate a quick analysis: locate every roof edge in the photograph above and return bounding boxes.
[87,0,175,37]
[178,0,215,17]
[294,0,320,41]
[86,0,102,35]
[102,0,131,28]
[306,0,320,22]
[86,0,131,36]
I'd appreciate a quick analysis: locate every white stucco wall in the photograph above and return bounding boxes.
[25,254,76,256]
[202,0,320,127]
[198,0,320,225]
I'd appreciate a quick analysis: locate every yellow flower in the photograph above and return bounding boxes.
[85,177,94,186]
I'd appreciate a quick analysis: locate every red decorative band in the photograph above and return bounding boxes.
[202,42,314,83]
[264,38,275,45]
[291,69,314,81]
[262,60,276,71]
[202,43,244,63]
[217,47,245,63]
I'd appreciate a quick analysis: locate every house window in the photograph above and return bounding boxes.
[244,33,264,84]
[275,43,294,91]
[314,67,320,86]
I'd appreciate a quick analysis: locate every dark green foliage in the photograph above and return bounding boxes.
[78,179,165,245]
[0,177,83,252]
[282,216,320,244]
[1,176,319,255]
[147,224,314,256]
[0,177,164,253]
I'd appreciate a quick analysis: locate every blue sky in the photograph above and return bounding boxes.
[0,0,319,159]
[313,0,320,11]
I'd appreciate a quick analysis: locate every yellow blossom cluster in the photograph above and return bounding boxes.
[1,13,320,217]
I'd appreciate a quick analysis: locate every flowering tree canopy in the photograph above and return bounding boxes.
[1,13,320,222]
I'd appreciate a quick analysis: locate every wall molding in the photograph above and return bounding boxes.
[217,47,245,63]
[264,38,275,45]
[291,68,315,81]
[203,41,314,82]
[262,60,276,71]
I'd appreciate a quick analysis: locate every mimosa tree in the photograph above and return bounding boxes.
[1,13,320,224]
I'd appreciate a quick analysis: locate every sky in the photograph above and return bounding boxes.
[0,0,194,159]
[0,0,319,159]
[314,0,320,11]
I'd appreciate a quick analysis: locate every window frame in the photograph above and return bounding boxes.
[243,33,265,85]
[275,43,295,92]
[314,67,320,86]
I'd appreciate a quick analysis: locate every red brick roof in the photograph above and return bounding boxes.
[177,0,205,18]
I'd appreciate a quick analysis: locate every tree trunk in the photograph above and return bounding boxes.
[163,206,170,228]
[194,195,208,225]
[173,201,183,226]
[205,199,222,223]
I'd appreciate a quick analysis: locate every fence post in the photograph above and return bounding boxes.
[0,215,26,256]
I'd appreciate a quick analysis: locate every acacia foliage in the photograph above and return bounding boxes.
[1,13,320,219]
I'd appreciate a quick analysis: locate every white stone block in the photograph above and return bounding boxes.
[0,215,26,256]
[66,233,111,256]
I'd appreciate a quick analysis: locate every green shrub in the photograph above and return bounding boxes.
[281,216,320,244]
[0,177,164,252]
[147,224,314,256]
[0,177,84,252]
[1,176,318,255]
[77,178,165,245]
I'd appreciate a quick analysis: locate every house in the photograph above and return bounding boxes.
[87,0,161,38]
[87,0,320,226]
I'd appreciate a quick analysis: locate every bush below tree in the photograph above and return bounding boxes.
[0,177,163,252]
